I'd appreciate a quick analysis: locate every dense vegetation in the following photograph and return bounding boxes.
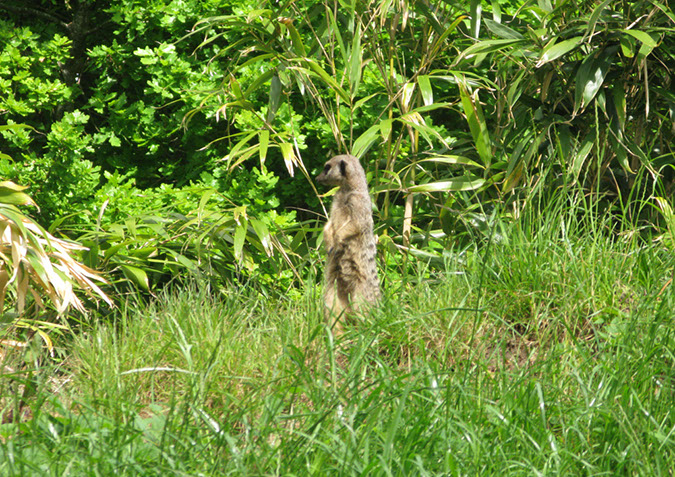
[1,0,674,474]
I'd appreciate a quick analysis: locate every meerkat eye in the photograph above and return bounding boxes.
[339,160,347,176]
[323,164,331,173]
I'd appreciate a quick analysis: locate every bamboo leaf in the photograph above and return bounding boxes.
[379,119,393,141]
[0,182,36,207]
[250,218,273,256]
[470,0,482,38]
[233,220,247,264]
[569,134,594,183]
[537,36,583,66]
[348,23,362,95]
[415,155,482,168]
[294,60,351,103]
[259,130,269,163]
[266,75,282,123]
[484,19,523,39]
[279,143,296,177]
[574,46,618,112]
[620,29,657,48]
[279,18,306,56]
[460,39,525,59]
[408,176,485,192]
[353,124,381,158]
[430,15,467,56]
[585,0,612,38]
[245,69,276,97]
[457,77,492,166]
[417,75,433,106]
[120,265,149,291]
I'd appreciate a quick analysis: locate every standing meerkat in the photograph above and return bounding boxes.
[316,154,381,328]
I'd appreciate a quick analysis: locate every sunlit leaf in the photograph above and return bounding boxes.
[408,176,485,192]
[417,75,433,106]
[266,75,282,123]
[353,124,381,158]
[279,17,306,56]
[460,39,525,59]
[537,36,583,66]
[120,265,149,291]
[470,0,482,38]
[620,29,657,48]
[0,181,36,207]
[259,130,269,164]
[279,142,296,177]
[348,23,362,95]
[574,46,618,112]
[457,76,492,166]
[484,19,523,39]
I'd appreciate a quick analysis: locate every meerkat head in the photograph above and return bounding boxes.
[316,154,365,189]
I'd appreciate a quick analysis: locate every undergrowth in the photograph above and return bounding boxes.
[1,208,674,476]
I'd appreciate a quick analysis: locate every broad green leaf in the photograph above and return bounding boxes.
[294,60,350,103]
[266,75,282,123]
[279,18,306,56]
[585,0,612,38]
[636,33,659,63]
[401,83,416,111]
[120,265,149,291]
[611,84,626,130]
[399,112,448,148]
[245,69,276,97]
[574,46,618,112]
[229,75,243,100]
[279,143,296,177]
[353,124,381,158]
[460,39,525,59]
[416,155,482,168]
[197,189,217,216]
[620,29,657,48]
[620,35,635,58]
[417,75,433,106]
[430,15,467,56]
[470,0,482,38]
[569,134,594,183]
[538,0,553,12]
[408,176,485,192]
[259,130,269,163]
[224,131,257,169]
[228,145,259,172]
[250,218,273,256]
[609,133,630,173]
[327,9,349,67]
[379,119,393,141]
[650,0,675,23]
[457,77,492,166]
[0,124,32,132]
[348,23,362,95]
[233,220,247,263]
[502,131,533,193]
[0,182,36,207]
[484,19,523,39]
[537,36,583,66]
[353,93,378,111]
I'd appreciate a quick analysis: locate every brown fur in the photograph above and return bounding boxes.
[316,154,380,329]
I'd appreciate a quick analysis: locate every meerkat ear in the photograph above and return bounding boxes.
[339,159,347,176]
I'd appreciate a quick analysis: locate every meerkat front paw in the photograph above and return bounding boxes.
[323,221,335,253]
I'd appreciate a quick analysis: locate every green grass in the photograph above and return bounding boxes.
[1,209,675,475]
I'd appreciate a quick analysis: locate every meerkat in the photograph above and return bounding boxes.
[316,154,381,328]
